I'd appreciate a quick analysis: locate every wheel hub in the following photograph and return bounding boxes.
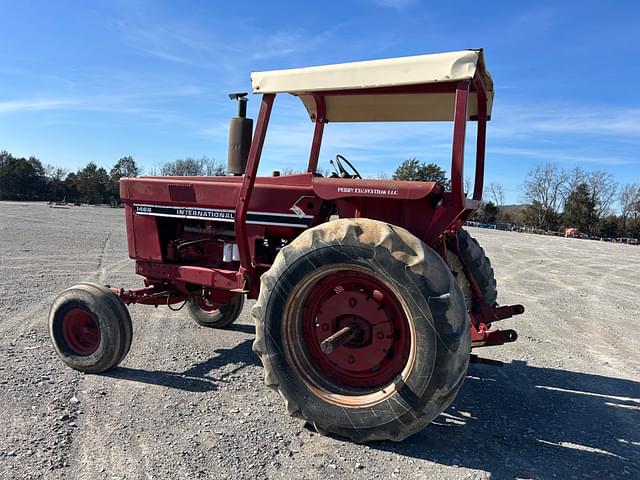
[300,269,411,390]
[62,308,101,355]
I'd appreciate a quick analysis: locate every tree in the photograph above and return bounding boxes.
[599,215,620,239]
[477,201,499,224]
[562,166,586,205]
[563,166,618,222]
[159,157,225,176]
[110,156,139,180]
[464,176,473,196]
[392,158,448,185]
[76,162,111,204]
[619,183,639,233]
[110,156,140,198]
[523,163,566,230]
[280,167,306,176]
[633,194,640,223]
[44,164,68,200]
[64,172,80,201]
[563,183,597,233]
[0,151,47,200]
[203,158,226,176]
[587,170,618,220]
[523,201,560,231]
[485,182,504,207]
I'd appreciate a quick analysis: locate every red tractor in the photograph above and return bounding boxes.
[49,49,523,442]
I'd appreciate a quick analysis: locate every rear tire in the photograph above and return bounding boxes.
[188,294,244,328]
[252,218,470,442]
[449,228,498,307]
[49,283,132,373]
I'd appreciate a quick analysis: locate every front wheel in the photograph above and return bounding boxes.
[49,283,133,373]
[252,218,470,442]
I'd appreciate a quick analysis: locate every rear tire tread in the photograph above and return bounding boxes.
[456,229,498,306]
[251,218,470,442]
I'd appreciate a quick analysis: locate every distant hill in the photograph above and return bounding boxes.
[498,204,530,224]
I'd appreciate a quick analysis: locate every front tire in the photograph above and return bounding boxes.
[252,219,470,442]
[49,283,133,373]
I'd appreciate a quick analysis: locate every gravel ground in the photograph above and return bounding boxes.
[0,201,638,480]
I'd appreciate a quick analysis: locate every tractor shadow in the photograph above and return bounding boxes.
[225,323,256,335]
[106,338,260,393]
[373,360,640,479]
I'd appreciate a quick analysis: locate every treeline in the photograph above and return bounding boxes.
[0,151,224,204]
[392,158,640,239]
[479,163,640,239]
[520,163,640,239]
[2,150,639,239]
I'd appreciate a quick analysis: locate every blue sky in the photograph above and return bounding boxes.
[1,0,638,204]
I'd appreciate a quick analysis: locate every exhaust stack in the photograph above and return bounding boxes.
[227,92,253,175]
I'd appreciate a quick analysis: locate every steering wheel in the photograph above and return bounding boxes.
[332,154,362,179]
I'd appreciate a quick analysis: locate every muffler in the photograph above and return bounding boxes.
[227,92,253,175]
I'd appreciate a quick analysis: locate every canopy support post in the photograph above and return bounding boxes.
[473,73,488,202]
[307,95,326,174]
[451,81,469,209]
[235,93,275,279]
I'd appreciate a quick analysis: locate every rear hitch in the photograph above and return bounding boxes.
[470,302,524,348]
[471,327,518,348]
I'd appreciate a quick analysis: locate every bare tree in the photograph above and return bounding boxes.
[279,167,306,176]
[159,157,225,176]
[562,166,586,205]
[203,158,226,176]
[620,183,640,232]
[45,164,68,182]
[523,163,567,229]
[485,182,505,207]
[464,176,473,196]
[586,170,618,219]
[561,166,618,220]
[634,195,640,223]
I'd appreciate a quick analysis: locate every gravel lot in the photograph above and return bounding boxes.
[1,201,638,479]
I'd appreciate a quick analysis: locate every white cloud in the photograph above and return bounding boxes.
[529,111,640,137]
[0,99,77,113]
[492,104,640,139]
[119,19,333,76]
[489,146,636,166]
[485,103,640,167]
[0,86,204,115]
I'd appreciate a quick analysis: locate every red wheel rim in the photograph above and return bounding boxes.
[62,308,101,355]
[295,268,412,391]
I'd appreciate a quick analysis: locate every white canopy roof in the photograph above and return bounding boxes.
[251,49,494,122]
